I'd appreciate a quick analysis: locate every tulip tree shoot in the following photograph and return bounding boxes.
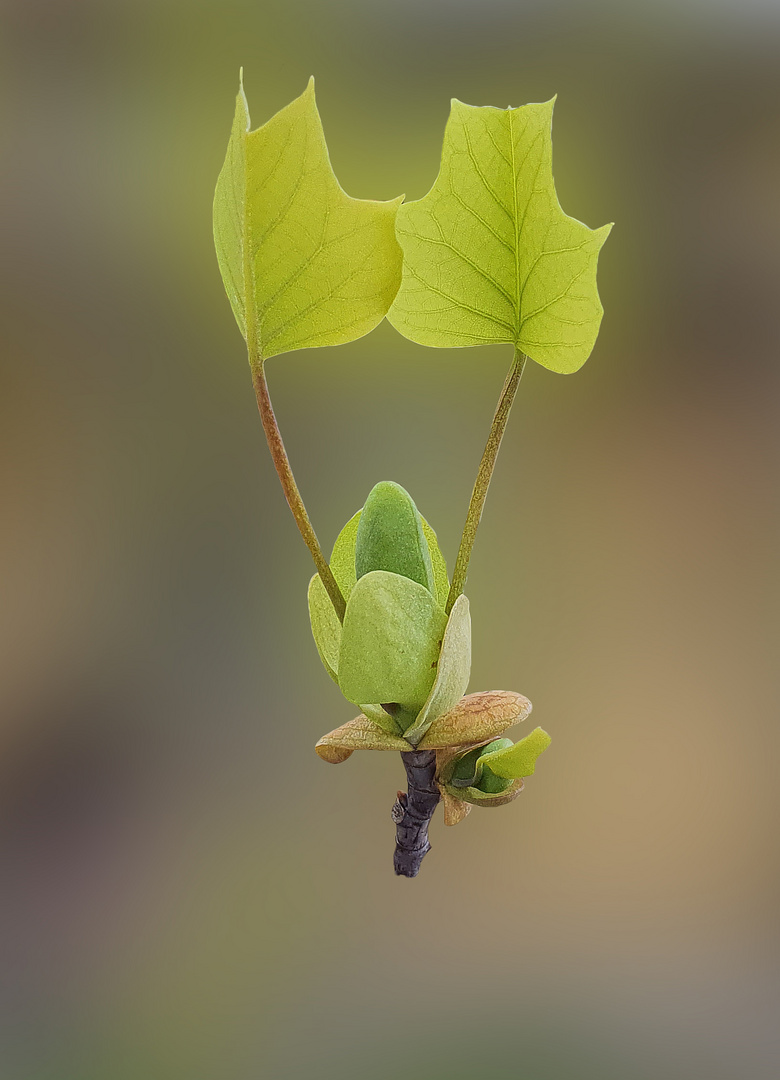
[213,74,611,877]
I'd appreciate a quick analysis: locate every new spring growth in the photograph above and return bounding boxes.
[311,484,551,833]
[213,75,611,875]
[310,481,468,742]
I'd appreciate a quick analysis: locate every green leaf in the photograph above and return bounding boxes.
[307,573,340,683]
[355,481,435,594]
[306,511,360,684]
[337,570,447,709]
[480,726,551,779]
[307,571,400,733]
[388,97,612,374]
[213,75,403,359]
[357,703,402,734]
[403,594,471,745]
[329,510,361,596]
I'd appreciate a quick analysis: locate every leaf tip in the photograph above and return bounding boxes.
[543,95,557,123]
[235,68,250,128]
[450,97,469,114]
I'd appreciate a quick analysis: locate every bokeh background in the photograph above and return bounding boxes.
[1,0,779,1077]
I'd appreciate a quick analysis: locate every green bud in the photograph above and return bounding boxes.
[479,727,552,779]
[474,763,513,794]
[355,482,436,595]
[479,737,514,757]
[450,738,512,788]
[450,746,484,785]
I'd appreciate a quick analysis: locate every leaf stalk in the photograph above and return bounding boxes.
[445,349,527,614]
[250,354,347,622]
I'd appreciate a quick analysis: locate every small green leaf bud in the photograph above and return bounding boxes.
[474,764,513,794]
[355,482,436,595]
[479,738,514,757]
[450,746,484,786]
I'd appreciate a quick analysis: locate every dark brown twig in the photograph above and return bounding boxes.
[393,750,440,877]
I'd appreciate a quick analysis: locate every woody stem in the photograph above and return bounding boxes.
[393,750,440,877]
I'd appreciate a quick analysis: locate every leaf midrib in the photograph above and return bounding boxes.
[508,108,521,344]
[240,144,259,358]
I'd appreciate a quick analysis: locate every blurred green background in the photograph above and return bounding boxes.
[1,1,779,1077]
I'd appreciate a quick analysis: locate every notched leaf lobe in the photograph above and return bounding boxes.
[214,75,404,359]
[388,97,612,373]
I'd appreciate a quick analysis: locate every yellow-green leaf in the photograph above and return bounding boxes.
[388,97,612,374]
[420,518,450,608]
[307,573,340,683]
[329,510,361,597]
[481,726,551,779]
[214,75,403,359]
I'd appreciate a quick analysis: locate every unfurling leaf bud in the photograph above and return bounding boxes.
[450,737,514,793]
[355,481,436,595]
[474,737,515,793]
[439,728,551,808]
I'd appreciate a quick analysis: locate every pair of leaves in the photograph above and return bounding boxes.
[315,689,532,762]
[315,691,546,824]
[214,76,611,374]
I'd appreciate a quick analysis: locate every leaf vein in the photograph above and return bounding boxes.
[404,264,514,333]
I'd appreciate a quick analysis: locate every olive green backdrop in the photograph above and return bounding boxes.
[1,1,778,1077]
